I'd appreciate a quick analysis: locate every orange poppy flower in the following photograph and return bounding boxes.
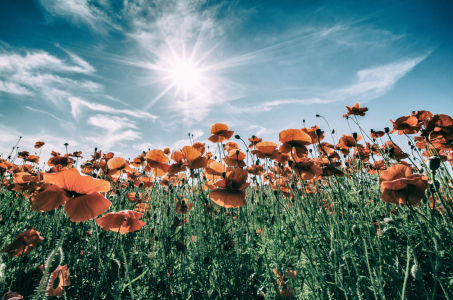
[1,292,23,300]
[175,199,194,214]
[302,125,324,144]
[248,135,262,148]
[370,130,385,139]
[379,164,429,206]
[182,146,208,169]
[279,129,311,157]
[146,149,170,174]
[31,168,111,222]
[382,141,408,160]
[107,156,132,177]
[96,210,146,234]
[208,123,234,143]
[210,168,250,208]
[44,265,70,297]
[412,110,433,125]
[223,149,246,167]
[224,142,239,152]
[291,157,323,180]
[192,142,206,155]
[18,151,29,159]
[344,102,368,117]
[390,116,421,135]
[47,155,74,168]
[126,192,143,203]
[1,228,44,257]
[33,142,45,150]
[251,141,281,160]
[425,114,453,143]
[25,155,40,164]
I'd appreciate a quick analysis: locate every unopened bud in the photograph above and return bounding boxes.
[428,156,441,171]
[315,114,320,117]
[411,264,423,281]
[352,132,358,140]
[384,127,389,134]
[234,134,241,140]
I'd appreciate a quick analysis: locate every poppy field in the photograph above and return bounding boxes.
[1,104,453,299]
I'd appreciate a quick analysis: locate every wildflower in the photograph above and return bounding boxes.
[390,115,421,135]
[31,168,111,222]
[96,210,146,234]
[344,102,368,117]
[34,141,45,149]
[302,125,324,144]
[43,265,71,297]
[291,156,322,180]
[210,168,250,208]
[251,142,281,160]
[107,156,132,177]
[1,228,44,257]
[175,198,193,214]
[208,123,234,143]
[279,129,311,157]
[379,164,429,206]
[248,136,262,148]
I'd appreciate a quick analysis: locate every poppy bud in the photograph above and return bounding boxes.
[428,156,441,171]
[309,149,312,153]
[273,190,279,196]
[420,129,428,137]
[235,150,240,157]
[315,114,320,117]
[384,127,390,134]
[234,135,241,140]
[352,225,361,236]
[138,182,144,188]
[407,141,412,146]
[411,264,423,281]
[315,128,322,137]
[94,147,98,152]
[256,159,260,166]
[352,132,358,140]
[419,168,424,174]
[332,129,335,134]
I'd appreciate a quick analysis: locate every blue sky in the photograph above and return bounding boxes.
[0,0,452,161]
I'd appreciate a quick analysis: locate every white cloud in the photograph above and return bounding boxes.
[0,49,98,106]
[331,56,427,100]
[236,56,427,113]
[84,114,141,149]
[68,97,158,120]
[40,0,116,34]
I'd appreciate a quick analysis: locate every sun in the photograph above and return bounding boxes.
[169,59,202,91]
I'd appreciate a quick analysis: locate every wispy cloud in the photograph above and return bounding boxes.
[68,97,158,120]
[40,0,117,34]
[237,56,428,113]
[25,106,64,122]
[330,56,428,100]
[84,114,141,149]
[0,48,99,107]
[237,98,333,113]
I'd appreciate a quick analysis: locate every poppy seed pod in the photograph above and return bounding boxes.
[234,134,241,140]
[428,156,441,171]
[352,132,358,140]
[315,128,322,137]
[332,129,335,134]
[256,159,260,166]
[411,264,423,281]
[420,129,428,137]
[315,114,320,117]
[384,127,390,134]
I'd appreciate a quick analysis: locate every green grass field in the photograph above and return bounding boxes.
[1,109,452,299]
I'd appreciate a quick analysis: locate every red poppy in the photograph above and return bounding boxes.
[146,149,170,174]
[210,168,250,208]
[31,168,111,222]
[251,141,281,160]
[96,210,146,234]
[107,156,132,177]
[344,102,368,117]
[175,199,194,214]
[425,114,453,143]
[44,265,71,297]
[379,164,429,206]
[1,228,44,257]
[291,156,323,180]
[370,130,385,139]
[302,125,324,144]
[208,123,234,143]
[390,115,421,135]
[279,129,311,157]
[182,146,208,169]
[248,136,262,148]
